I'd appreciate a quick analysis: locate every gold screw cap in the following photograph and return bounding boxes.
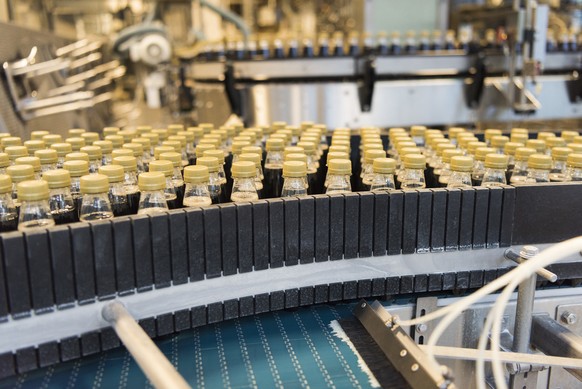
[15,156,40,171]
[93,140,113,154]
[65,152,89,162]
[149,160,173,177]
[515,147,537,161]
[231,161,256,178]
[99,164,124,183]
[286,153,308,164]
[484,154,509,169]
[328,159,352,175]
[113,156,137,172]
[527,154,552,170]
[159,152,182,168]
[567,153,582,168]
[372,158,396,174]
[7,164,34,182]
[18,180,49,201]
[139,172,166,191]
[451,156,474,172]
[42,169,71,189]
[239,153,261,167]
[283,161,307,177]
[184,165,209,184]
[122,143,143,157]
[196,156,219,173]
[266,138,284,151]
[403,154,426,169]
[0,174,12,193]
[63,160,89,177]
[80,146,102,160]
[80,174,109,194]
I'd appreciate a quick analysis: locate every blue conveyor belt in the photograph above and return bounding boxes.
[0,304,375,388]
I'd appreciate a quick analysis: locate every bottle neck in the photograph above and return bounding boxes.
[526,168,550,183]
[400,168,426,189]
[325,174,351,194]
[281,176,308,197]
[370,173,395,192]
[138,190,169,215]
[184,183,212,207]
[265,151,284,168]
[19,199,55,231]
[482,168,507,187]
[231,177,259,202]
[447,171,472,188]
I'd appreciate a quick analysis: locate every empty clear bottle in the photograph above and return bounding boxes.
[99,165,131,216]
[35,149,58,173]
[62,160,89,213]
[281,161,308,197]
[481,154,509,187]
[447,156,474,188]
[231,161,259,202]
[196,156,223,204]
[550,147,572,182]
[81,146,103,173]
[137,172,169,214]
[79,174,114,221]
[183,165,212,207]
[524,154,552,183]
[326,159,352,194]
[113,156,140,214]
[0,175,18,232]
[239,153,264,198]
[400,154,426,190]
[370,158,397,192]
[510,147,536,184]
[93,140,113,166]
[566,153,582,181]
[149,160,180,209]
[42,169,78,225]
[17,180,55,231]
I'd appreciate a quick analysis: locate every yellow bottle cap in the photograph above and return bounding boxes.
[511,128,529,136]
[284,146,304,156]
[42,169,71,189]
[152,128,169,140]
[184,165,209,184]
[80,173,109,194]
[51,142,73,157]
[363,143,384,153]
[7,164,34,182]
[511,133,528,144]
[195,143,215,157]
[503,142,522,155]
[119,129,137,143]
[475,147,496,161]
[81,132,99,145]
[135,126,152,135]
[364,149,386,164]
[410,126,426,137]
[167,124,184,135]
[546,137,566,148]
[551,147,572,161]
[132,137,151,149]
[457,135,478,149]
[212,130,228,142]
[199,123,214,134]
[142,132,160,145]
[242,146,263,158]
[93,140,113,154]
[526,139,546,153]
[0,153,8,168]
[491,135,509,148]
[30,130,50,140]
[122,143,143,157]
[328,145,349,154]
[1,137,22,147]
[450,156,474,172]
[484,153,508,169]
[112,149,133,159]
[286,126,302,137]
[63,160,89,177]
[187,127,204,139]
[112,156,137,173]
[484,129,502,140]
[328,158,352,175]
[169,135,187,148]
[0,174,12,193]
[239,153,261,167]
[5,146,28,160]
[65,137,85,151]
[326,152,349,164]
[442,149,463,163]
[536,131,556,141]
[24,140,45,153]
[300,121,314,131]
[162,140,182,153]
[448,127,466,139]
[373,157,396,174]
[35,149,58,164]
[149,160,173,177]
[400,147,422,157]
[230,141,249,155]
[283,161,307,178]
[568,143,582,153]
[42,134,63,146]
[80,146,102,160]
[231,161,257,178]
[177,131,194,143]
[297,141,316,153]
[103,127,120,136]
[105,135,124,148]
[266,138,284,151]
[203,149,226,163]
[232,136,252,144]
[18,180,49,201]
[159,152,182,168]
[286,153,308,164]
[403,154,426,169]
[68,128,86,137]
[331,139,350,149]
[99,164,125,183]
[567,153,582,168]
[65,152,89,162]
[388,127,407,137]
[196,156,219,173]
[467,141,486,155]
[436,143,455,156]
[272,121,287,131]
[200,136,222,148]
[527,154,552,170]
[561,130,579,143]
[515,147,537,161]
[15,156,40,171]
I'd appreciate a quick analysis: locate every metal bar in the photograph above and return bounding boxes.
[102,302,191,389]
[504,249,557,282]
[420,345,582,370]
[531,315,582,382]
[512,273,537,353]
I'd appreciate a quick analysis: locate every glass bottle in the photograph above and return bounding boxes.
[281,161,308,197]
[93,140,113,166]
[137,172,169,215]
[62,160,89,213]
[481,154,509,187]
[183,165,212,207]
[15,156,42,180]
[79,174,114,221]
[0,174,18,232]
[80,146,102,173]
[263,138,285,198]
[550,147,572,182]
[0,153,9,175]
[370,157,396,192]
[472,147,496,186]
[566,153,582,181]
[325,158,352,194]
[35,149,58,173]
[42,169,78,225]
[510,147,536,184]
[231,161,259,202]
[111,156,140,214]
[122,143,145,173]
[158,152,185,208]
[7,164,34,209]
[447,156,474,188]
[148,160,179,209]
[99,165,131,216]
[196,156,223,204]
[400,154,427,190]
[239,153,264,198]
[17,180,55,231]
[524,154,552,183]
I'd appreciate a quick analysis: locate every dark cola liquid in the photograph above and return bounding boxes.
[52,207,79,225]
[127,191,140,215]
[0,213,18,232]
[111,195,131,217]
[263,167,283,198]
[174,184,185,208]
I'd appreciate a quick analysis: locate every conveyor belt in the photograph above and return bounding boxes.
[0,304,379,389]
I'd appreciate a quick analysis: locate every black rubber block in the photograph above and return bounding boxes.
[254,294,270,314]
[499,186,515,247]
[344,193,360,259]
[174,309,191,332]
[357,280,372,298]
[414,275,428,292]
[111,218,135,295]
[240,296,253,317]
[224,299,239,320]
[430,189,447,252]
[236,203,253,273]
[329,195,345,260]
[24,230,54,313]
[150,213,172,288]
[1,231,31,318]
[91,220,116,299]
[343,281,357,300]
[386,277,400,295]
[15,347,37,373]
[169,210,188,285]
[300,287,314,306]
[0,353,15,379]
[186,208,205,281]
[387,191,404,255]
[428,274,442,292]
[203,207,222,278]
[283,197,299,266]
[38,342,59,368]
[371,278,386,296]
[416,189,432,254]
[359,192,374,257]
[456,271,470,290]
[156,313,174,336]
[132,215,154,292]
[285,289,299,308]
[299,196,315,264]
[191,306,207,328]
[48,226,75,309]
[270,290,285,311]
[81,332,100,357]
[219,204,237,276]
[400,276,414,294]
[314,196,330,262]
[268,199,284,268]
[444,189,461,251]
[442,272,456,291]
[252,201,269,270]
[100,327,120,350]
[207,303,223,324]
[60,337,80,362]
[373,192,389,256]
[402,191,418,254]
[314,285,329,304]
[486,186,503,248]
[472,187,489,249]
[329,283,343,302]
[70,224,96,304]
[459,188,476,251]
[139,317,156,338]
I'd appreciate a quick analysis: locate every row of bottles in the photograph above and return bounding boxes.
[197,27,582,61]
[1,123,581,233]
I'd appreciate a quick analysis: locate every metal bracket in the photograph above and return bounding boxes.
[353,300,456,389]
[414,296,439,346]
[357,55,376,112]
